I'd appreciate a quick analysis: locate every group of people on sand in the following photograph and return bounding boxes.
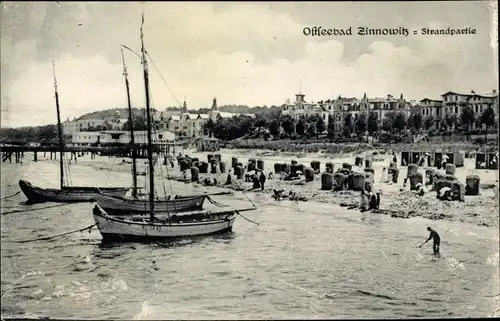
[348,184,381,212]
[272,189,308,202]
[223,169,272,191]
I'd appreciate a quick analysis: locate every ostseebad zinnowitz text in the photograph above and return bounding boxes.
[303,26,477,37]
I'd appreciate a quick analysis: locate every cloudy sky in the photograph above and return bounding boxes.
[1,1,498,127]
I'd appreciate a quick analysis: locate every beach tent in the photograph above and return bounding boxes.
[454,152,465,168]
[401,152,410,166]
[333,173,346,191]
[434,152,443,168]
[321,172,334,190]
[465,175,480,196]
[409,173,423,191]
[410,152,421,165]
[423,152,433,167]
[351,172,366,191]
[475,153,487,169]
[445,153,455,165]
[451,181,465,202]
[487,153,498,170]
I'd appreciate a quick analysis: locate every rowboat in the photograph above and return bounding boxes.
[95,192,205,214]
[19,179,128,204]
[93,204,236,241]
[95,190,236,214]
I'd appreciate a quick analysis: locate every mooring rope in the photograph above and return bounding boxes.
[8,224,96,243]
[236,212,259,225]
[0,203,73,215]
[0,191,21,200]
[206,196,229,207]
[0,271,44,300]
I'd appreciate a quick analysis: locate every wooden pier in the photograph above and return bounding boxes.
[0,142,185,163]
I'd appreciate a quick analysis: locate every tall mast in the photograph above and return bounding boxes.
[121,47,138,198]
[140,14,155,220]
[52,61,65,190]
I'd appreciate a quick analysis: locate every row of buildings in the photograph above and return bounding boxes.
[70,129,176,146]
[62,89,498,139]
[419,90,498,128]
[281,89,499,131]
[282,92,415,132]
[63,98,255,138]
[62,116,129,134]
[69,129,220,152]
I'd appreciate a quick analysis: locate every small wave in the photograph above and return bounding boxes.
[419,297,445,302]
[0,313,48,320]
[245,288,268,297]
[486,253,499,266]
[100,278,128,292]
[356,289,395,300]
[13,284,38,290]
[134,300,152,320]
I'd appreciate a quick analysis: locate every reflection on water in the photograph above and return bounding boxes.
[1,158,499,319]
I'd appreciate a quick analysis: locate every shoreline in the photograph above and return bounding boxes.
[7,149,499,228]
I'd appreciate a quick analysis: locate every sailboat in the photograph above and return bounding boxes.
[92,16,256,241]
[18,62,130,204]
[94,46,231,215]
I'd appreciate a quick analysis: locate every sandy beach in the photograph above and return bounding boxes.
[156,147,500,228]
[9,147,497,228]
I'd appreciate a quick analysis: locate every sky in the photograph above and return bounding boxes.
[1,1,498,128]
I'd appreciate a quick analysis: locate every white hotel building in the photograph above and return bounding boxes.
[281,92,413,132]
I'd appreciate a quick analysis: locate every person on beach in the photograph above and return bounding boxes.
[259,172,267,191]
[441,154,449,168]
[418,154,426,167]
[359,190,369,212]
[381,167,387,183]
[368,190,378,210]
[332,179,338,191]
[273,189,284,200]
[419,227,441,255]
[252,175,261,189]
[387,169,393,184]
[225,170,232,185]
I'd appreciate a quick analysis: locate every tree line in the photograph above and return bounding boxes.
[202,104,498,142]
[1,103,496,144]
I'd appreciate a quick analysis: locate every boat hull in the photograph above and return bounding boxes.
[19,180,129,204]
[92,205,236,241]
[95,193,206,214]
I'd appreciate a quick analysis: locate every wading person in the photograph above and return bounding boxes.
[419,227,441,255]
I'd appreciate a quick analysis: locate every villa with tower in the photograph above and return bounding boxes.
[160,97,255,138]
